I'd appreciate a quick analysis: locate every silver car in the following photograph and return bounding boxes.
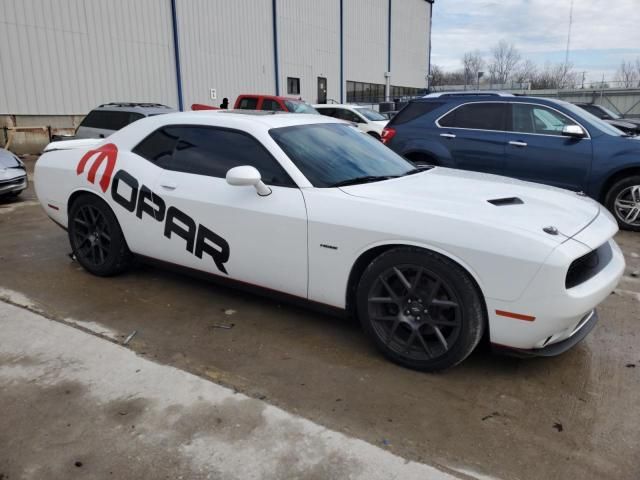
[0,148,27,198]
[74,102,176,139]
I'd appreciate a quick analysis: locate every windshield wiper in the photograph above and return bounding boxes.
[403,165,434,176]
[329,175,398,187]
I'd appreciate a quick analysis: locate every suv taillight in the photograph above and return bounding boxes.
[381,127,396,144]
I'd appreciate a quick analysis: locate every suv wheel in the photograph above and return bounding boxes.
[605,176,640,231]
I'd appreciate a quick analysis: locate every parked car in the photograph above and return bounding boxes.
[0,148,27,198]
[35,110,623,371]
[313,104,388,139]
[574,103,640,135]
[382,92,640,231]
[234,95,318,114]
[74,102,176,139]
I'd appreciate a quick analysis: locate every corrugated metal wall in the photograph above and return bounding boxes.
[0,0,178,115]
[176,0,276,110]
[276,0,340,104]
[390,0,430,88]
[0,0,430,115]
[343,0,388,86]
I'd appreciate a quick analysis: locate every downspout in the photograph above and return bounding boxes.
[427,0,434,92]
[340,0,344,103]
[272,0,280,96]
[385,0,392,101]
[170,0,184,111]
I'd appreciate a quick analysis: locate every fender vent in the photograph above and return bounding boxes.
[487,197,524,206]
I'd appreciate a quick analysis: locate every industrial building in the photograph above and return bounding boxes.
[0,0,433,117]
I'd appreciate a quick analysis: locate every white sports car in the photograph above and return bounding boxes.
[35,111,625,371]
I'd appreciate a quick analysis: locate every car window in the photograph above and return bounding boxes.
[261,99,284,111]
[388,102,445,125]
[136,126,294,187]
[334,109,362,123]
[270,123,414,187]
[512,104,577,136]
[355,107,387,121]
[80,110,133,130]
[238,97,258,110]
[283,101,318,114]
[316,108,336,117]
[129,112,145,123]
[438,103,507,131]
[132,127,180,164]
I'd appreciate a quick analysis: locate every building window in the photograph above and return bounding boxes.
[287,77,300,95]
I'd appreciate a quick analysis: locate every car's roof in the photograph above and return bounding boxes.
[237,94,302,101]
[94,102,176,115]
[313,104,371,110]
[415,94,568,107]
[146,110,344,129]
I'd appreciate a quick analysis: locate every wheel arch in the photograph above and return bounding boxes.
[599,166,640,203]
[345,241,488,324]
[404,151,439,165]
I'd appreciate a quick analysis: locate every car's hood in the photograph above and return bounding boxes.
[340,167,600,241]
[606,119,639,130]
[0,166,26,181]
[620,117,640,127]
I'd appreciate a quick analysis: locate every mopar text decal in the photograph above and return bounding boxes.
[111,170,230,274]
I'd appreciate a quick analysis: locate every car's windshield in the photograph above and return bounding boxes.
[562,102,628,137]
[596,105,621,120]
[355,107,387,121]
[284,101,319,114]
[270,123,415,187]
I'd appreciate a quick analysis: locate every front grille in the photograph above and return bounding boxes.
[565,242,612,289]
[0,176,26,187]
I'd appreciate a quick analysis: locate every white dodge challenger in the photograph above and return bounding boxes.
[35,111,625,370]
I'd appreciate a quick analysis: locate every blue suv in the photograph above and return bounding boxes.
[382,92,640,231]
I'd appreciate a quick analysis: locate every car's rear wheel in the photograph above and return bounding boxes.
[605,176,640,231]
[357,247,485,371]
[68,195,132,276]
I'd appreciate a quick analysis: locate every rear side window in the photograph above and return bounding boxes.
[133,125,294,187]
[238,97,258,109]
[438,103,507,131]
[262,99,284,111]
[80,110,136,130]
[389,102,445,125]
[132,127,179,164]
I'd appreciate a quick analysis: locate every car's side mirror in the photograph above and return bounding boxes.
[562,125,587,138]
[226,166,272,196]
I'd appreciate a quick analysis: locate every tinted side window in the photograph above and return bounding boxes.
[129,112,145,123]
[439,103,507,131]
[132,127,180,164]
[262,99,283,111]
[238,97,258,109]
[388,101,444,126]
[317,108,336,117]
[80,110,133,130]
[334,109,362,123]
[162,126,294,187]
[511,104,577,136]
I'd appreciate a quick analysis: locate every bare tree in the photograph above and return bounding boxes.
[462,50,485,87]
[531,62,577,90]
[429,65,445,87]
[616,60,639,88]
[512,59,537,87]
[488,40,521,84]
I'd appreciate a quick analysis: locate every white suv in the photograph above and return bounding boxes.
[313,104,388,139]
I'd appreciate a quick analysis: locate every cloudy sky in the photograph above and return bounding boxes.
[431,0,640,82]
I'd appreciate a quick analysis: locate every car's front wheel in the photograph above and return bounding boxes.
[357,247,485,371]
[605,176,640,231]
[68,194,133,276]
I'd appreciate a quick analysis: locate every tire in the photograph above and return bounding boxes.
[356,247,485,371]
[68,194,133,276]
[604,175,640,231]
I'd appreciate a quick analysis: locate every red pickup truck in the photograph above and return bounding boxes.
[234,95,318,114]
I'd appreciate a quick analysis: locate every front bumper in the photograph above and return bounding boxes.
[493,309,598,357]
[0,174,27,195]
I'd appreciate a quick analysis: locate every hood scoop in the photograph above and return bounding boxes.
[487,197,524,206]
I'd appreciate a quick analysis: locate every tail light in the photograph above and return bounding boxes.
[381,127,396,144]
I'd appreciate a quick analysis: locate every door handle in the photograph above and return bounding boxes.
[440,133,456,139]
[160,182,177,190]
[509,140,528,147]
